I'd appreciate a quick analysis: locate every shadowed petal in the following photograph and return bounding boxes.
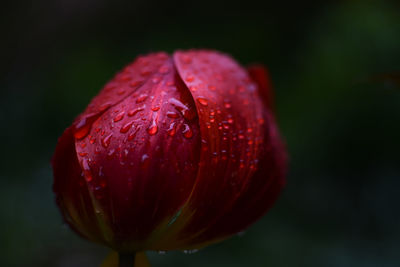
[52,127,108,244]
[73,58,201,251]
[152,50,272,249]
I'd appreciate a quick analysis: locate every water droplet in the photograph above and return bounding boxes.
[99,103,112,112]
[130,80,143,87]
[158,251,167,255]
[152,76,161,84]
[120,121,134,133]
[190,86,197,91]
[142,154,149,162]
[128,129,138,141]
[107,149,115,157]
[167,122,177,136]
[167,111,179,118]
[181,55,192,64]
[238,134,245,140]
[140,70,151,77]
[197,97,208,106]
[136,94,148,103]
[185,75,194,82]
[224,102,231,109]
[182,124,193,138]
[121,75,131,81]
[74,113,100,139]
[128,105,145,116]
[151,106,160,111]
[159,66,170,74]
[247,128,253,133]
[82,158,92,182]
[113,111,125,122]
[102,133,113,148]
[169,98,196,120]
[123,149,129,158]
[147,119,158,136]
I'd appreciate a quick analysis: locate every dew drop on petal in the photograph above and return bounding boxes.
[117,89,126,95]
[182,55,192,64]
[99,103,112,112]
[159,66,170,74]
[224,102,231,109]
[167,111,179,118]
[197,97,208,106]
[130,80,143,87]
[102,133,113,148]
[185,75,194,82]
[107,149,115,158]
[142,154,149,163]
[147,120,158,136]
[82,158,92,182]
[182,123,193,139]
[113,111,125,122]
[128,105,145,116]
[128,130,137,141]
[167,122,177,136]
[152,77,161,84]
[136,94,148,103]
[120,121,134,133]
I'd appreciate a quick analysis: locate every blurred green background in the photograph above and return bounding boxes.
[1,0,400,266]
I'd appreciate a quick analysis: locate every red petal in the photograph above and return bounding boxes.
[247,64,274,111]
[152,50,278,249]
[52,127,106,243]
[72,52,170,141]
[74,57,201,251]
[189,112,287,245]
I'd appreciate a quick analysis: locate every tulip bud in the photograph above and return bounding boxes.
[52,50,287,265]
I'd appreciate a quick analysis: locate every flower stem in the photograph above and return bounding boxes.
[119,252,136,267]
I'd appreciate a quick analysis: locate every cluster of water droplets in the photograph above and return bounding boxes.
[175,51,266,196]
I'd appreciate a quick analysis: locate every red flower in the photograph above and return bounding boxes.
[52,50,287,255]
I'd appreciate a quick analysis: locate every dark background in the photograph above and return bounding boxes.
[1,0,400,266]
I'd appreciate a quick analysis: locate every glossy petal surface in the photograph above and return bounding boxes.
[151,50,280,249]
